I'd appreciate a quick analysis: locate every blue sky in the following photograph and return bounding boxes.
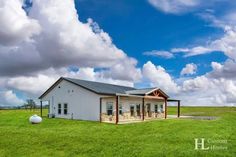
[75,0,228,78]
[0,0,236,106]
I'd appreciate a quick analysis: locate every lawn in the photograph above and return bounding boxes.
[0,107,235,157]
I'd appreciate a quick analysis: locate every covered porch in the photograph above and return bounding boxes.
[100,89,173,124]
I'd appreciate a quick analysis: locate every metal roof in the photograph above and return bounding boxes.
[63,77,136,95]
[125,88,156,95]
[39,77,169,99]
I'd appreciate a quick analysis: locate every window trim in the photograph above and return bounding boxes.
[58,103,61,114]
[119,104,123,115]
[136,104,141,116]
[154,104,158,113]
[64,103,68,115]
[159,104,163,112]
[130,105,135,117]
[106,102,113,116]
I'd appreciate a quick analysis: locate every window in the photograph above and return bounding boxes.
[58,104,61,114]
[130,105,135,117]
[106,102,113,116]
[136,104,141,116]
[64,103,68,115]
[159,104,163,112]
[146,104,151,117]
[119,105,123,115]
[155,104,158,113]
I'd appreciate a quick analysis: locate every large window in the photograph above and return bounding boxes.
[136,104,141,116]
[106,102,113,116]
[155,104,158,113]
[119,105,123,115]
[130,105,135,117]
[159,104,163,112]
[64,103,68,115]
[146,104,151,117]
[58,103,61,114]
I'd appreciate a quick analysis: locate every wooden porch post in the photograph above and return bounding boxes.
[115,96,119,124]
[40,100,42,117]
[177,100,180,118]
[142,98,145,121]
[164,98,167,119]
[100,98,102,122]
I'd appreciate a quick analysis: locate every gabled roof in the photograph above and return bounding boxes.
[125,88,156,95]
[39,77,169,99]
[126,87,169,98]
[39,77,136,99]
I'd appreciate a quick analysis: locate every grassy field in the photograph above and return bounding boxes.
[0,107,235,157]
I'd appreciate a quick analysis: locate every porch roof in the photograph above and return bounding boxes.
[115,93,165,100]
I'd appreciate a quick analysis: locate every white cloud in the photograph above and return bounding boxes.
[142,60,236,106]
[180,76,236,106]
[0,90,24,106]
[180,63,197,75]
[6,67,135,96]
[0,0,142,105]
[0,0,141,83]
[142,61,179,94]
[168,26,236,60]
[172,46,213,57]
[0,0,41,45]
[148,0,203,14]
[143,50,174,59]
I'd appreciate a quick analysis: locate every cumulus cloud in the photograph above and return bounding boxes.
[0,0,141,105]
[180,63,197,75]
[0,0,40,45]
[179,59,236,106]
[208,59,236,79]
[0,90,24,106]
[6,67,135,96]
[143,50,174,59]
[142,61,179,94]
[0,0,141,81]
[180,75,236,106]
[143,60,236,106]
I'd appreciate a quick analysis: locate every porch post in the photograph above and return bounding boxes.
[40,100,42,117]
[115,96,119,124]
[100,98,102,122]
[164,98,167,119]
[177,100,180,118]
[142,98,145,121]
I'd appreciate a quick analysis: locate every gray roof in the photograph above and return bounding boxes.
[64,77,136,95]
[125,88,156,95]
[39,77,169,99]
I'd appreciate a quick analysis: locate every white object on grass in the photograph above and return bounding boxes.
[29,114,42,124]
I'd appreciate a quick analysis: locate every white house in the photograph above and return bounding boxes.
[39,77,180,124]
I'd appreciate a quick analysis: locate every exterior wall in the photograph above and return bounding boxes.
[101,96,165,123]
[144,99,165,119]
[41,80,101,121]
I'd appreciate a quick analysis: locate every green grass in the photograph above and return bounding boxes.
[0,107,235,157]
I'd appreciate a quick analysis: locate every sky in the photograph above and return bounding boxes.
[0,0,236,106]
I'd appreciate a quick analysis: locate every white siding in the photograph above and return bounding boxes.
[41,80,101,121]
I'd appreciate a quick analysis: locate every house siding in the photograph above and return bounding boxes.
[41,80,101,121]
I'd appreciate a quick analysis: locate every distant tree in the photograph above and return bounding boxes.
[23,99,37,110]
